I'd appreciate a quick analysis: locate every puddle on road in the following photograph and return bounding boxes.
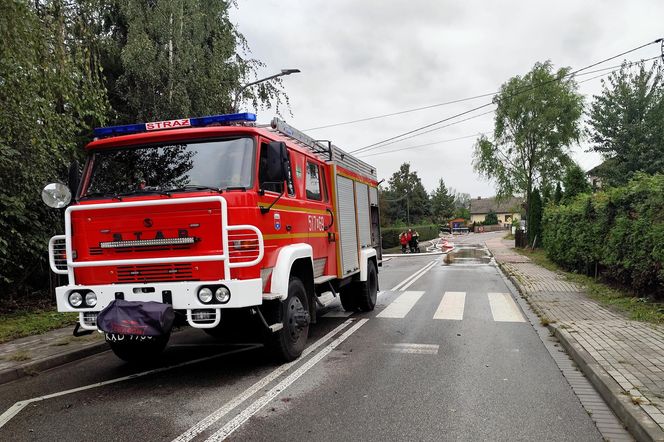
[442,244,493,266]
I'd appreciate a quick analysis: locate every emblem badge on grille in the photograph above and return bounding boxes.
[143,218,153,228]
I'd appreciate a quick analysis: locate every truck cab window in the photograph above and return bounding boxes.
[306,161,322,201]
[259,142,294,196]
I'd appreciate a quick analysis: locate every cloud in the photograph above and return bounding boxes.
[231,0,664,196]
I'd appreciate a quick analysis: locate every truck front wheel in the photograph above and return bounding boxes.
[107,334,169,363]
[266,276,310,362]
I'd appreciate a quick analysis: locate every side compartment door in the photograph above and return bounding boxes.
[336,175,359,275]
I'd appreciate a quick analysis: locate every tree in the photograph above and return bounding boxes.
[587,60,664,186]
[450,188,471,210]
[100,0,290,123]
[484,210,498,225]
[527,189,543,247]
[454,206,471,221]
[562,162,590,201]
[430,179,455,223]
[0,0,292,301]
[0,0,108,298]
[553,182,563,204]
[473,61,583,220]
[385,163,431,225]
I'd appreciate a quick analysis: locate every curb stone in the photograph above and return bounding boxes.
[0,340,108,386]
[552,325,664,442]
[495,260,664,442]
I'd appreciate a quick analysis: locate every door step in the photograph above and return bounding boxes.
[314,275,336,285]
[315,291,336,308]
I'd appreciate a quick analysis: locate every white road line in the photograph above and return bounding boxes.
[204,319,369,442]
[0,344,262,429]
[172,319,355,442]
[390,260,437,291]
[434,291,466,320]
[384,343,439,355]
[376,291,424,319]
[488,292,526,322]
[320,310,353,318]
[397,260,438,291]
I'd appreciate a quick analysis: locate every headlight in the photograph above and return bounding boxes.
[84,292,97,307]
[41,183,72,208]
[198,287,213,303]
[69,291,83,307]
[215,286,231,303]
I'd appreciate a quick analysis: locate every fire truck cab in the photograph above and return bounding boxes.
[44,112,381,363]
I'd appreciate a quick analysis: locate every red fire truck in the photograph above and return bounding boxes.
[43,112,381,362]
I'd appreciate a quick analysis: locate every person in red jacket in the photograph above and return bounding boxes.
[399,231,409,253]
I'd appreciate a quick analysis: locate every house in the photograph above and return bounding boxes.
[586,159,616,190]
[469,196,523,225]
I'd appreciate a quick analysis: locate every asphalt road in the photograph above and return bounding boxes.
[0,236,602,441]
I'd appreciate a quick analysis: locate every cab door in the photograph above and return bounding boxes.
[303,159,335,278]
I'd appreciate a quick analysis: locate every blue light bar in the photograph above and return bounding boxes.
[191,113,256,127]
[93,113,257,138]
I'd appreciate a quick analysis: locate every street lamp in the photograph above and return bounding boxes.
[233,69,301,112]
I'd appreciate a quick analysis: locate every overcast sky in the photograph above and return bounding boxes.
[230,1,664,197]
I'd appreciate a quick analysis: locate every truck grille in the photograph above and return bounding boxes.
[115,263,195,283]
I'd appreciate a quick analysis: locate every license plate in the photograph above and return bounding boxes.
[105,333,155,342]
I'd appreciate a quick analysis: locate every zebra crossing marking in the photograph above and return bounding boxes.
[376,291,424,318]
[433,291,466,320]
[488,292,526,322]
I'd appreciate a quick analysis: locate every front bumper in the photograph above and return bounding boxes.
[56,279,262,313]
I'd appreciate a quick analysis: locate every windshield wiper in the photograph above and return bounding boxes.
[165,185,223,193]
[224,186,246,192]
[117,189,172,197]
[79,192,123,201]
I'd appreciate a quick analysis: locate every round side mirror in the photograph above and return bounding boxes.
[42,183,72,208]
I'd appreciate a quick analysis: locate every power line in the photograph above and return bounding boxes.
[358,109,496,154]
[303,92,495,131]
[356,55,662,159]
[305,56,659,133]
[349,39,662,155]
[357,133,483,158]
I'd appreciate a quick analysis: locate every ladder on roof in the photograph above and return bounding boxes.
[266,117,378,181]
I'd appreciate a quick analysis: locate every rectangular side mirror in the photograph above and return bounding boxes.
[265,141,288,183]
[68,160,80,197]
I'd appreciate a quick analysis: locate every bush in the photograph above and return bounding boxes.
[542,174,664,297]
[381,224,439,249]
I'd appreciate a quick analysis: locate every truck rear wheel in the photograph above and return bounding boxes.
[357,260,378,312]
[107,335,169,363]
[267,276,310,362]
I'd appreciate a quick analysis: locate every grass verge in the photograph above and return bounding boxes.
[514,248,664,324]
[0,310,77,344]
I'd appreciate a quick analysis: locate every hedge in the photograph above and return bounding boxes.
[542,174,664,297]
[381,224,439,249]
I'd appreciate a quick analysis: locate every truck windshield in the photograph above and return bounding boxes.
[84,137,255,196]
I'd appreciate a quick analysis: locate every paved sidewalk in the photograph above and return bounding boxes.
[486,235,664,442]
[0,326,107,385]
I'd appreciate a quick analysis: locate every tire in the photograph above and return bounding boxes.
[107,334,169,363]
[266,276,310,362]
[356,260,378,312]
[339,285,358,312]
